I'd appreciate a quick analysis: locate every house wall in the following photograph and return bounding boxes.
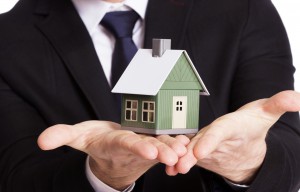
[161,53,202,90]
[121,53,202,131]
[121,94,157,129]
[157,90,200,130]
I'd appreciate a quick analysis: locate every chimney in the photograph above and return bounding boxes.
[152,39,171,57]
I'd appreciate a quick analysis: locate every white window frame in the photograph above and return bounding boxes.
[125,100,138,121]
[142,101,155,123]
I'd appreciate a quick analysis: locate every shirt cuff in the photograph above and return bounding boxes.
[85,156,135,192]
[224,178,249,192]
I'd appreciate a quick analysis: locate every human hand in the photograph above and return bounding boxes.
[173,91,300,184]
[38,121,189,190]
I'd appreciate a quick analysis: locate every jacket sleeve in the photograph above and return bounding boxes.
[230,0,300,191]
[0,71,94,191]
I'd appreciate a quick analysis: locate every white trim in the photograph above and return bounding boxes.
[125,100,138,122]
[183,51,210,96]
[141,101,155,123]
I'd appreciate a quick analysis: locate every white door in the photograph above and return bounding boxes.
[172,96,187,129]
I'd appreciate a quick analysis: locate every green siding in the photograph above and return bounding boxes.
[161,82,201,90]
[157,90,200,130]
[121,94,157,129]
[161,53,202,90]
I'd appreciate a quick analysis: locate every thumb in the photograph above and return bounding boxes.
[37,121,118,151]
[263,90,300,116]
[37,124,79,150]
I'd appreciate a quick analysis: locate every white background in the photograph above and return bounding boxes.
[0,0,300,191]
[0,0,299,90]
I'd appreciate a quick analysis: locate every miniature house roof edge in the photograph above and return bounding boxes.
[111,49,210,96]
[183,51,210,96]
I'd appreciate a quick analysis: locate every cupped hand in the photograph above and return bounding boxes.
[38,121,189,190]
[175,90,300,184]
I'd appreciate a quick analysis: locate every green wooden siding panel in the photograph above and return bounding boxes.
[157,90,200,130]
[161,82,201,90]
[168,70,177,81]
[162,54,202,90]
[121,94,157,129]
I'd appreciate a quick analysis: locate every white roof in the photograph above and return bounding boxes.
[112,49,209,96]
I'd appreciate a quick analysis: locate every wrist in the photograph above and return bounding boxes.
[89,156,133,191]
[226,150,265,185]
[211,142,266,185]
[222,177,249,192]
[224,168,258,185]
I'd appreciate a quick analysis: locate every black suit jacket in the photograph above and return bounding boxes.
[0,0,300,191]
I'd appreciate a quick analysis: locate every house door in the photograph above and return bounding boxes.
[172,96,187,129]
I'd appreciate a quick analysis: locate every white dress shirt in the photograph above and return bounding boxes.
[72,0,147,86]
[71,0,148,191]
[85,157,134,192]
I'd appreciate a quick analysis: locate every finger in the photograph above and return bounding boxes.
[193,124,231,159]
[156,135,187,157]
[165,165,179,176]
[263,90,300,116]
[176,149,198,174]
[146,137,178,166]
[111,133,159,160]
[175,136,200,174]
[175,135,190,146]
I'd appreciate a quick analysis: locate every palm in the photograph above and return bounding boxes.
[38,120,189,190]
[175,91,300,183]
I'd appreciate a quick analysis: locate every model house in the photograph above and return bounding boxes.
[112,39,209,135]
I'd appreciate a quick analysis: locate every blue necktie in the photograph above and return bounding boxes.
[100,11,140,87]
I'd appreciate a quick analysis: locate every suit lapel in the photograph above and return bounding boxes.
[144,0,195,49]
[35,0,120,122]
[34,0,195,123]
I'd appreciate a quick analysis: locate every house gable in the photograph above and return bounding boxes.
[161,53,202,90]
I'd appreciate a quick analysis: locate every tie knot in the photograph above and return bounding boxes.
[101,10,140,38]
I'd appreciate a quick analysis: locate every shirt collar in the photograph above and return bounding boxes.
[72,0,148,35]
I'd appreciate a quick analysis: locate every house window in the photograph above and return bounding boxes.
[142,101,155,123]
[125,100,138,121]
